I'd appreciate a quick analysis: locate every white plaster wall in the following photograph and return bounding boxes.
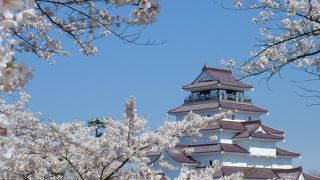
[188,152,292,169]
[271,157,293,168]
[221,154,248,167]
[218,131,236,144]
[178,130,237,145]
[236,139,276,155]
[173,110,261,122]
[224,111,261,121]
[250,146,276,157]
[179,130,218,145]
[190,153,222,167]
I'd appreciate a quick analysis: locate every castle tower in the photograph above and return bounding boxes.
[148,66,320,180]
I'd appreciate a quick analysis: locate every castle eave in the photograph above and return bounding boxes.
[168,101,268,114]
[276,147,300,157]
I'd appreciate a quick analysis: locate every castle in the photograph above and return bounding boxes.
[148,66,320,180]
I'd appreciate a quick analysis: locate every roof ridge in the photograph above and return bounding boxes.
[261,124,284,134]
[241,120,261,124]
[166,150,197,164]
[188,143,220,147]
[204,67,232,74]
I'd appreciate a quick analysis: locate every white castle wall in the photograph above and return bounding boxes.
[188,153,292,169]
[174,110,261,122]
[172,107,294,171]
[236,139,276,157]
[191,154,222,167]
[178,130,237,145]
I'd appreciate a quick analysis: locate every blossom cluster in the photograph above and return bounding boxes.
[0,38,32,92]
[230,0,320,78]
[0,0,36,92]
[0,0,36,31]
[176,160,243,180]
[0,92,35,161]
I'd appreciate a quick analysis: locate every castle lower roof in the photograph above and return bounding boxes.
[202,120,284,135]
[276,147,300,157]
[168,101,268,114]
[202,120,247,131]
[166,151,197,164]
[233,132,284,140]
[208,166,320,180]
[232,120,284,141]
[177,143,249,154]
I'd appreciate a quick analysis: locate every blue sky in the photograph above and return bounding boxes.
[16,0,320,172]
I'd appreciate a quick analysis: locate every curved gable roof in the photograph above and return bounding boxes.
[183,67,252,90]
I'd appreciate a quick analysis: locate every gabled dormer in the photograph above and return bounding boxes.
[183,66,252,92]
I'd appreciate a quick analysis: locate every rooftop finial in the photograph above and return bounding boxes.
[202,61,208,71]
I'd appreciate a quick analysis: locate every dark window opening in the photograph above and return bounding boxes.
[226,90,236,94]
[199,90,210,95]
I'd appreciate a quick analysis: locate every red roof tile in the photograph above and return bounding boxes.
[251,132,284,140]
[146,151,197,165]
[210,166,313,179]
[219,102,268,113]
[202,120,246,131]
[166,151,197,164]
[168,101,267,114]
[204,67,253,88]
[168,101,220,114]
[276,147,300,157]
[261,124,284,135]
[182,81,218,89]
[183,67,253,90]
[303,173,320,180]
[202,120,285,141]
[233,121,284,141]
[184,143,249,154]
[156,173,167,180]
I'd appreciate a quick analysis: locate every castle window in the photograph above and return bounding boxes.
[248,116,252,121]
[231,115,235,120]
[206,115,211,117]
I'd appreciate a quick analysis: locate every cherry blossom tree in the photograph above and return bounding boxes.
[0,93,240,179]
[0,1,242,179]
[224,0,320,78]
[0,0,160,93]
[216,0,320,104]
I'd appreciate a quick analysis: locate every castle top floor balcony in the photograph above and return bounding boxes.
[184,93,251,104]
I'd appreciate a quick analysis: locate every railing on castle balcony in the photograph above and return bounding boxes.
[184,94,251,104]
